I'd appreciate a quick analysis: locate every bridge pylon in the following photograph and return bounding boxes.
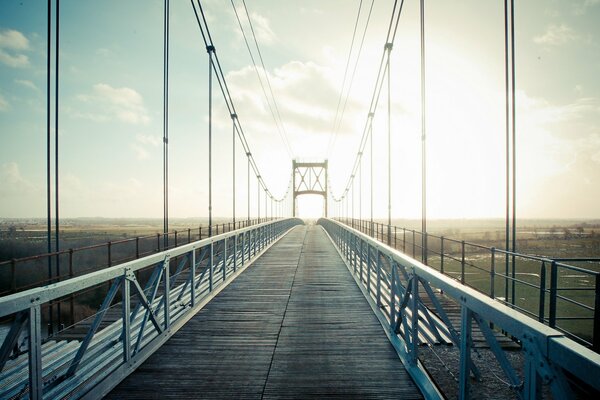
[292,159,328,217]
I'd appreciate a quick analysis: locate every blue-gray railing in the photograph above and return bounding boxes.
[338,217,600,351]
[319,218,600,400]
[0,218,303,400]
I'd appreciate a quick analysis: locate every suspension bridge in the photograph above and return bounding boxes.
[1,0,600,399]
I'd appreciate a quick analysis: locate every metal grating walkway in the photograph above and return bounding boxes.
[107,224,422,399]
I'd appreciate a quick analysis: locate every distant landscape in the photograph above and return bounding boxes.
[1,217,599,261]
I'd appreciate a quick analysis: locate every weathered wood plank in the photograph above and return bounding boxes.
[107,225,422,399]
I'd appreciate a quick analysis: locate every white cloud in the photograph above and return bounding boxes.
[0,29,30,68]
[76,83,150,125]
[131,144,150,160]
[0,162,36,197]
[234,6,276,46]
[574,0,600,15]
[249,11,276,45]
[0,50,28,67]
[0,29,29,50]
[0,93,8,111]
[131,133,161,160]
[534,24,580,46]
[15,79,37,90]
[534,24,579,46]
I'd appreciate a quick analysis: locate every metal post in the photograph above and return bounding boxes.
[594,275,600,352]
[191,248,196,306]
[440,236,444,274]
[28,305,43,400]
[223,238,227,282]
[122,275,131,363]
[549,261,557,327]
[539,261,546,323]
[459,305,472,400]
[491,247,496,299]
[409,275,420,364]
[461,240,466,284]
[209,242,214,292]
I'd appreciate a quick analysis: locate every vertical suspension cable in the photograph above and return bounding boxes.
[208,46,214,237]
[359,158,362,222]
[163,0,169,244]
[386,43,392,245]
[369,116,373,234]
[510,0,517,304]
[54,0,60,332]
[247,155,250,223]
[46,0,53,332]
[504,0,510,303]
[257,177,260,222]
[232,114,236,226]
[420,0,427,263]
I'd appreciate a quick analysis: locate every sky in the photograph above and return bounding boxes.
[0,0,599,220]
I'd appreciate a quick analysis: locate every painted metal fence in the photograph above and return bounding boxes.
[319,218,600,399]
[0,218,303,400]
[340,217,600,351]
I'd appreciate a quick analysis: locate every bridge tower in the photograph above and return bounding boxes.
[292,160,328,217]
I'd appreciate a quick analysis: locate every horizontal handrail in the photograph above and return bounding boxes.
[320,218,600,398]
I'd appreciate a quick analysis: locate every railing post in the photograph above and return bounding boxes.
[376,250,382,306]
[389,264,396,329]
[549,261,558,328]
[135,237,140,259]
[164,258,170,329]
[242,231,246,265]
[594,275,600,352]
[209,242,214,292]
[459,305,472,400]
[410,274,419,364]
[233,234,238,272]
[174,230,178,247]
[440,236,444,274]
[191,248,196,307]
[188,228,191,243]
[69,249,74,326]
[359,239,364,279]
[122,274,131,363]
[412,230,416,257]
[423,232,428,265]
[490,247,496,299]
[539,261,546,323]
[394,226,397,249]
[367,245,371,293]
[461,240,466,284]
[157,233,161,252]
[11,259,16,293]
[108,241,112,267]
[28,305,43,400]
[222,238,227,282]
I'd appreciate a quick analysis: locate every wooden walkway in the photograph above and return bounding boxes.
[107,224,422,399]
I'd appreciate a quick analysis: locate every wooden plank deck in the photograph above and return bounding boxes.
[107,224,422,399]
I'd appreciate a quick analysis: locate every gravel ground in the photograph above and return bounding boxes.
[418,344,551,399]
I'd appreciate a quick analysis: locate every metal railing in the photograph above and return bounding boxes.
[338,217,600,351]
[0,218,273,335]
[0,218,303,400]
[320,218,600,399]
